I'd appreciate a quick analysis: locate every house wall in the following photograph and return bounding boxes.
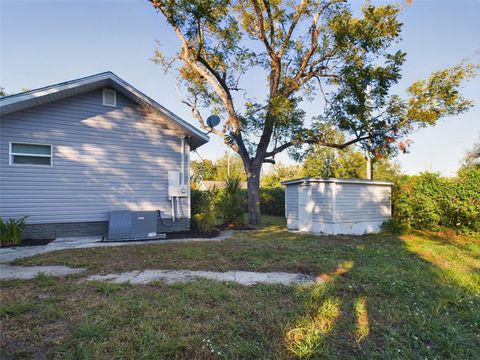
[0,88,191,238]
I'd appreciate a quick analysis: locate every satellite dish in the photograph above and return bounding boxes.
[206,114,220,128]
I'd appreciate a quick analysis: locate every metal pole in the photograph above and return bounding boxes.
[366,150,372,180]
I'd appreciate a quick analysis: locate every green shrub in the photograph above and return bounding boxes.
[0,216,28,247]
[392,169,480,233]
[191,189,218,232]
[192,184,285,227]
[218,177,245,227]
[381,219,408,235]
[260,187,285,216]
[194,212,217,232]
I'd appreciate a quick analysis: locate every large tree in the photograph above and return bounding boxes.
[150,0,477,224]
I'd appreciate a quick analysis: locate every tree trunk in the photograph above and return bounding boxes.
[246,165,262,225]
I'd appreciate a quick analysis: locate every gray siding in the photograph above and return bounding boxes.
[311,182,333,223]
[23,218,191,240]
[0,88,190,225]
[285,184,299,219]
[335,183,391,222]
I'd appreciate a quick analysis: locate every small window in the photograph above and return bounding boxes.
[10,142,52,166]
[103,89,116,107]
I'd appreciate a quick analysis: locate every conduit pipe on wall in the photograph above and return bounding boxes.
[180,136,185,186]
[171,136,186,221]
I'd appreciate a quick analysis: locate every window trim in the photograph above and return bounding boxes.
[9,142,53,167]
[102,88,117,107]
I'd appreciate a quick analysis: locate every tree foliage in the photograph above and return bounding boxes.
[150,0,477,223]
[190,152,246,182]
[261,162,303,188]
[460,136,480,171]
[302,125,401,180]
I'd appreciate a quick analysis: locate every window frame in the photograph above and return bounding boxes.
[9,142,53,167]
[102,88,117,107]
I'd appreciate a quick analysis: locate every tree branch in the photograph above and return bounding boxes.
[251,0,275,58]
[151,0,250,161]
[262,0,275,46]
[264,134,374,158]
[278,0,308,58]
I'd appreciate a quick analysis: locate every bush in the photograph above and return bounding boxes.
[392,169,480,233]
[381,219,408,235]
[260,187,285,216]
[218,177,245,227]
[0,216,28,247]
[191,189,217,232]
[191,183,286,226]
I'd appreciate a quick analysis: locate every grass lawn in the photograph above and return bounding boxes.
[1,216,479,359]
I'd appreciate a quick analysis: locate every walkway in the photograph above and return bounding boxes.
[0,265,321,286]
[0,264,85,280]
[0,231,323,286]
[0,231,234,264]
[87,270,322,286]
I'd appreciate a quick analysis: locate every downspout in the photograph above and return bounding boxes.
[180,136,185,185]
[178,136,186,219]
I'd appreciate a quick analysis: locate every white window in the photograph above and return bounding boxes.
[9,142,52,166]
[103,88,116,107]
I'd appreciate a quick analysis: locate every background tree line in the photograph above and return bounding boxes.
[190,136,480,234]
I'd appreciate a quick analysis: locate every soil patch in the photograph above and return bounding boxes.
[1,238,54,248]
[216,224,255,231]
[165,229,221,239]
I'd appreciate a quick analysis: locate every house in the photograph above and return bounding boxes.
[282,177,392,235]
[197,180,247,191]
[0,72,209,239]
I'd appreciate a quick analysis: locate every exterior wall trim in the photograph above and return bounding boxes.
[282,177,393,186]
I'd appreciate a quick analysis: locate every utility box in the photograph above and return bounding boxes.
[168,170,188,197]
[108,210,159,241]
[131,211,158,239]
[282,178,392,235]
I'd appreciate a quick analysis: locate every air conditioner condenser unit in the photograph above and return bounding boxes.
[107,210,166,241]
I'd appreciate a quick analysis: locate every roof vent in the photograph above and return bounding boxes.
[103,88,116,107]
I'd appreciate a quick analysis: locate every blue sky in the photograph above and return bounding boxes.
[1,0,479,176]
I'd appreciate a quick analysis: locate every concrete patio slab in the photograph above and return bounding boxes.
[87,269,323,286]
[0,264,85,280]
[0,231,234,264]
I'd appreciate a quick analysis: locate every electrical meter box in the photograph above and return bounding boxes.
[168,171,188,197]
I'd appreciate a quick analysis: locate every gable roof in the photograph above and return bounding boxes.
[0,72,209,149]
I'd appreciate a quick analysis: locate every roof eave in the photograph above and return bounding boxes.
[281,177,393,186]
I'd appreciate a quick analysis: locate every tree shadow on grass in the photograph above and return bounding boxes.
[285,233,480,359]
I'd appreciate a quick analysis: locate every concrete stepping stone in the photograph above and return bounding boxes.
[0,264,85,280]
[87,270,323,286]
